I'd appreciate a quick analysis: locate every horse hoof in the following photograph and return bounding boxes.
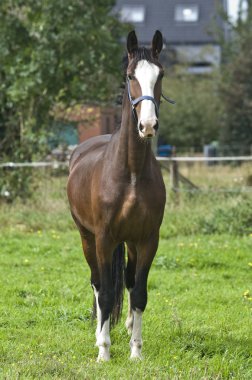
[97,346,110,362]
[130,345,142,360]
[97,354,110,362]
[130,353,142,361]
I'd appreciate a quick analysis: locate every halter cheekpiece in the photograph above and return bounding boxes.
[127,76,175,124]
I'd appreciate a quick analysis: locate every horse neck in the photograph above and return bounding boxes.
[117,91,152,176]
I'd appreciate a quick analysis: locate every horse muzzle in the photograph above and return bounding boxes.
[138,118,159,138]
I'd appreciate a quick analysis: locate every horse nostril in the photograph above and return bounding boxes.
[153,122,159,131]
[139,123,144,132]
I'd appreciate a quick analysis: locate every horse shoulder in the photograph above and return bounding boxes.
[69,134,112,172]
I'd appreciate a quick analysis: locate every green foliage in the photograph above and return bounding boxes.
[199,196,252,235]
[0,0,125,200]
[161,192,252,238]
[159,70,222,150]
[0,167,36,202]
[0,130,49,202]
[160,1,252,153]
[218,1,252,154]
[0,0,125,159]
[0,165,68,204]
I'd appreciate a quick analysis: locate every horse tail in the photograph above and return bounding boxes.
[111,243,125,326]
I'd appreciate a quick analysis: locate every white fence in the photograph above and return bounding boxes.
[157,156,252,163]
[156,156,252,196]
[1,155,252,168]
[1,156,252,196]
[0,162,68,168]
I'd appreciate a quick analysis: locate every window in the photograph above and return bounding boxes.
[175,5,199,22]
[120,5,145,23]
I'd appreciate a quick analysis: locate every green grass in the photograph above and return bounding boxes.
[0,176,252,379]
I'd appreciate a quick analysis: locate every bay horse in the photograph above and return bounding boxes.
[67,30,167,361]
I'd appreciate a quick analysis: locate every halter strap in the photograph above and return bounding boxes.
[132,96,160,117]
[161,93,176,105]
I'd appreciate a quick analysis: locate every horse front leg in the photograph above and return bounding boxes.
[75,224,102,344]
[95,236,115,362]
[93,284,112,362]
[129,234,159,360]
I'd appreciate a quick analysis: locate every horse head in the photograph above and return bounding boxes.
[126,30,164,139]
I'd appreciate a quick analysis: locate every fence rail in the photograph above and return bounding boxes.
[156,156,252,200]
[1,155,252,168]
[1,157,252,201]
[157,156,252,162]
[0,162,68,168]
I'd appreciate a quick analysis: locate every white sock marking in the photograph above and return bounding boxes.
[125,288,133,335]
[93,286,111,361]
[97,318,111,362]
[92,286,101,340]
[130,308,143,359]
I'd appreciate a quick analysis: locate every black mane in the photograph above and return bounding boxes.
[122,47,158,75]
[116,47,161,106]
[131,47,154,62]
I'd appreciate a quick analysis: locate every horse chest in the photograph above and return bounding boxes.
[120,190,138,219]
[109,185,159,242]
[116,185,154,227]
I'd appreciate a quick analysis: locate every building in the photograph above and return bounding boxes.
[53,105,119,146]
[67,106,118,143]
[114,0,228,73]
[54,1,228,147]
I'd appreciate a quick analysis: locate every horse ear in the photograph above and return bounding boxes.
[152,30,163,58]
[127,30,138,55]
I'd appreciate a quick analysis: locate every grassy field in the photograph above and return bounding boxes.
[175,162,252,191]
[0,173,252,379]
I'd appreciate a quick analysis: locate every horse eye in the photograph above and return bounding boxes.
[128,75,134,80]
[159,72,164,80]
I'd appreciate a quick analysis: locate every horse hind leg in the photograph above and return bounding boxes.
[125,243,137,335]
[126,291,133,335]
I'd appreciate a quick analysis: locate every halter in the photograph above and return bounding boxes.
[127,76,175,124]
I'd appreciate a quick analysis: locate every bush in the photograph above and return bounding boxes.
[161,192,252,238]
[0,167,36,202]
[159,68,222,151]
[200,196,252,235]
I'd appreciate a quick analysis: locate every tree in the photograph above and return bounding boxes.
[159,69,222,151]
[219,0,252,154]
[0,0,125,160]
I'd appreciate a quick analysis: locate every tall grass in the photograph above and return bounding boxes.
[1,165,251,237]
[0,168,252,378]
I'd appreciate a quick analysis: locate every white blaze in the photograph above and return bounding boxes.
[134,60,159,134]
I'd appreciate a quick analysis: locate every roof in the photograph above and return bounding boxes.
[114,0,227,46]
